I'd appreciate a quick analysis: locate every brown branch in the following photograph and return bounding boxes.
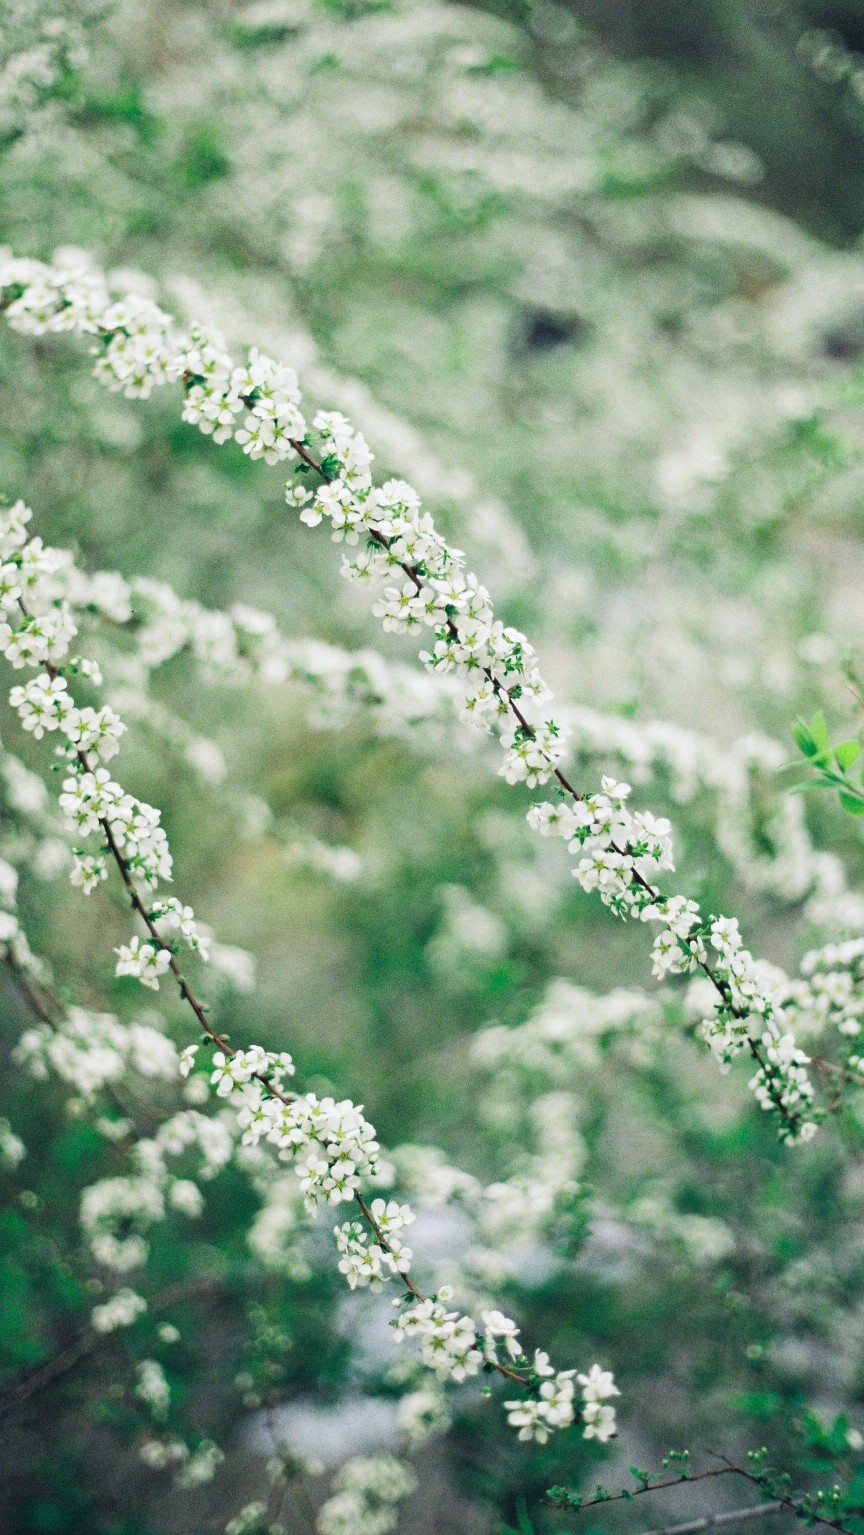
[811,1056,864,1091]
[10,598,533,1390]
[707,1451,853,1535]
[557,1467,750,1512]
[0,1274,228,1417]
[555,1458,852,1535]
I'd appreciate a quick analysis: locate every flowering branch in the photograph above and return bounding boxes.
[61,554,851,921]
[0,496,615,1448]
[0,252,817,1140]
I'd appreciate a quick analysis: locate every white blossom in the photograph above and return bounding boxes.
[91,1288,147,1333]
[115,938,172,991]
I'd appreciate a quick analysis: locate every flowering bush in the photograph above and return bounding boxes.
[2,3,864,1534]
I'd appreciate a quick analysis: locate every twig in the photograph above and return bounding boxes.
[554,1467,747,1511]
[811,1056,864,1091]
[11,598,532,1389]
[2,949,162,1128]
[705,1453,851,1535]
[641,1502,782,1535]
[0,1274,228,1416]
[554,1455,853,1535]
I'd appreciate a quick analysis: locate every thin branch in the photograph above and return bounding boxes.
[640,1503,783,1535]
[285,438,793,1128]
[553,1456,854,1535]
[3,948,162,1128]
[706,1452,853,1535]
[811,1056,864,1091]
[0,1274,228,1416]
[13,599,532,1389]
[556,1468,747,1511]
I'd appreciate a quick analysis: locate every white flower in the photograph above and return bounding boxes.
[178,1045,199,1078]
[577,1363,620,1401]
[114,938,171,990]
[482,1309,522,1361]
[581,1400,618,1441]
[91,1288,147,1333]
[135,1359,170,1419]
[504,1398,552,1444]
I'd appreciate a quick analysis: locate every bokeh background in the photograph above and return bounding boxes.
[2,0,864,1530]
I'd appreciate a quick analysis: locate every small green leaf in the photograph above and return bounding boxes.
[839,791,864,816]
[809,712,829,751]
[792,720,817,757]
[835,740,861,772]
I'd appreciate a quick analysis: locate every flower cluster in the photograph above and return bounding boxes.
[335,1200,415,1289]
[91,1287,148,1334]
[561,703,851,912]
[528,776,674,916]
[471,979,663,1080]
[0,4,99,145]
[207,1046,295,1098]
[232,1086,381,1212]
[135,1358,171,1420]
[788,938,864,1041]
[114,938,172,990]
[0,499,203,967]
[294,410,566,790]
[528,781,816,1139]
[504,1354,618,1446]
[578,1363,621,1442]
[208,1070,613,1435]
[1,253,306,455]
[0,1115,25,1168]
[66,563,458,743]
[182,339,304,463]
[316,1456,417,1535]
[393,1294,484,1383]
[77,1105,233,1274]
[139,1436,224,1487]
[0,848,184,1098]
[80,1174,167,1272]
[14,1004,179,1096]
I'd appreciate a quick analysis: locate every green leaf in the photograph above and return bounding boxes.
[839,791,864,815]
[792,720,817,757]
[835,740,861,772]
[809,712,829,752]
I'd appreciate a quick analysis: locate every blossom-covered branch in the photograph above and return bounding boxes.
[0,250,815,1138]
[0,493,616,1448]
[62,557,859,923]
